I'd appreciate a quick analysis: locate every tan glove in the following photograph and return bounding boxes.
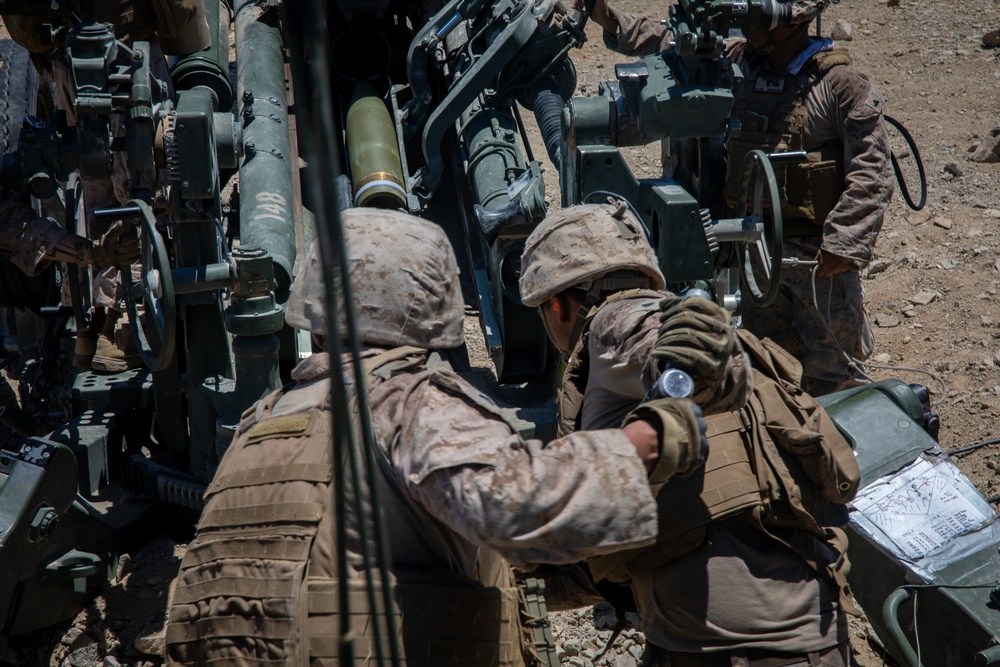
[91,220,140,269]
[623,397,707,489]
[653,296,735,391]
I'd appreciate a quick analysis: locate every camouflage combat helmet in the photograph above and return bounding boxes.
[285,208,465,348]
[519,202,665,308]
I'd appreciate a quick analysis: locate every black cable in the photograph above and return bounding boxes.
[946,437,1000,457]
[280,2,402,665]
[884,114,927,211]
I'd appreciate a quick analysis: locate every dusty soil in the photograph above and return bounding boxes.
[1,0,999,664]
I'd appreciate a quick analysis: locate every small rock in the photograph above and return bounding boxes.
[903,309,917,318]
[68,645,100,667]
[873,353,892,364]
[932,216,953,229]
[103,658,122,667]
[910,290,940,305]
[115,554,133,583]
[969,198,989,209]
[62,627,85,648]
[971,133,1000,163]
[564,640,582,657]
[983,29,1000,48]
[985,209,1000,219]
[905,210,931,226]
[875,314,900,328]
[866,259,890,276]
[831,20,853,40]
[134,626,166,658]
[615,654,638,667]
[944,163,962,178]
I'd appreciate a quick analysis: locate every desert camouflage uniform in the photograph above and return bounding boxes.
[270,350,664,567]
[0,200,71,276]
[566,297,849,665]
[731,42,892,395]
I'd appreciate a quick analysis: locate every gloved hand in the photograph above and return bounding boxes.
[91,220,140,269]
[623,397,708,486]
[653,296,736,390]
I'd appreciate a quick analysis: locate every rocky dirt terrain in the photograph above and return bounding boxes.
[1,0,999,664]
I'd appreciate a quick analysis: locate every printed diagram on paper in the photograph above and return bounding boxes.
[851,458,996,560]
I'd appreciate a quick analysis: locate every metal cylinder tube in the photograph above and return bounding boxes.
[234,0,296,298]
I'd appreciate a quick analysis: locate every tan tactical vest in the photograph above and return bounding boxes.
[166,348,557,666]
[724,49,853,231]
[563,295,861,614]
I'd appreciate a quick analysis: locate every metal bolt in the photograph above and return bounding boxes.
[242,89,254,103]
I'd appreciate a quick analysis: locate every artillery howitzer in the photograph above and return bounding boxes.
[0,0,994,664]
[0,0,788,635]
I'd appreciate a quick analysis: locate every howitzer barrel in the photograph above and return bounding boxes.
[234,0,296,298]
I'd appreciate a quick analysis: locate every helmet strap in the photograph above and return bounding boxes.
[565,272,658,352]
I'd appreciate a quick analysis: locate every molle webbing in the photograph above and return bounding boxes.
[167,386,338,666]
[306,578,397,665]
[587,409,763,583]
[394,582,518,665]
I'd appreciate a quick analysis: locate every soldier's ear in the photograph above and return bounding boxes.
[551,294,575,325]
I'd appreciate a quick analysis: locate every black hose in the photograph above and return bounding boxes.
[530,75,565,172]
[885,114,927,212]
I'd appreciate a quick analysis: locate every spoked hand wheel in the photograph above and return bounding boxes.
[735,149,783,307]
[123,200,176,371]
[64,172,98,337]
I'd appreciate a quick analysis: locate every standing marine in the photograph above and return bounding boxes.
[585,0,893,395]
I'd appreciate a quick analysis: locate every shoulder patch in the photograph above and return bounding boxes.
[246,413,312,440]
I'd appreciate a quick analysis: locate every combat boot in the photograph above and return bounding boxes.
[73,309,106,369]
[91,310,142,372]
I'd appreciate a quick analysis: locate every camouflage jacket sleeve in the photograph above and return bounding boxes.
[371,371,659,567]
[581,294,751,430]
[818,66,894,267]
[0,199,68,276]
[602,7,674,57]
